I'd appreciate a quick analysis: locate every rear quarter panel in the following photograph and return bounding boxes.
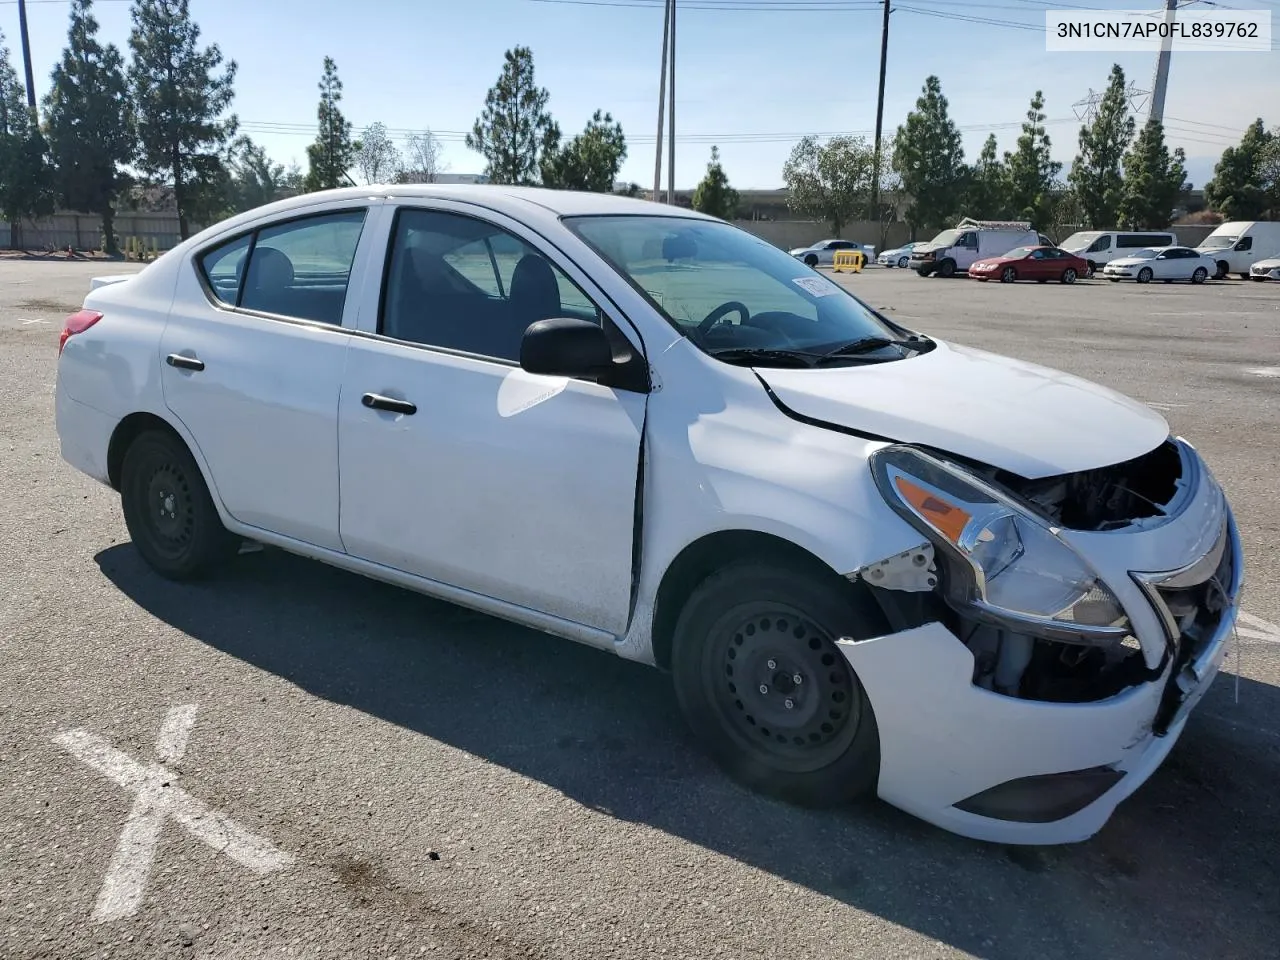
[57,261,180,420]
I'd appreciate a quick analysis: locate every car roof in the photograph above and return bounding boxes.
[221,183,723,223]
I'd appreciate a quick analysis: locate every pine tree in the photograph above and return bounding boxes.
[892,76,966,233]
[1119,119,1187,230]
[304,58,354,191]
[1069,65,1135,229]
[44,0,135,254]
[1004,90,1061,229]
[1204,119,1274,220]
[691,146,740,220]
[541,110,626,192]
[0,29,55,244]
[127,0,237,240]
[965,134,1010,219]
[466,46,558,185]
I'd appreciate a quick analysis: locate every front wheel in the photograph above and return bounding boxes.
[897,256,909,269]
[937,259,956,278]
[671,561,883,807]
[120,429,238,580]
[1215,260,1229,280]
[1085,261,1097,278]
[1192,266,1208,284]
[1000,266,1017,283]
[1137,267,1153,283]
[804,255,819,268]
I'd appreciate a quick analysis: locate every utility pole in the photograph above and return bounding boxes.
[17,0,37,111]
[870,0,892,222]
[1149,0,1179,125]
[667,0,677,205]
[652,0,671,202]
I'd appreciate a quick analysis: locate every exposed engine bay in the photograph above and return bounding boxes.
[855,439,1191,705]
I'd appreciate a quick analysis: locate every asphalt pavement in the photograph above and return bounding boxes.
[2,257,1278,960]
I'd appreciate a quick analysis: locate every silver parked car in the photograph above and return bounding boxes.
[788,239,876,268]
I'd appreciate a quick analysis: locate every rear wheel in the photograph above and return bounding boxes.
[671,561,883,807]
[1192,267,1208,284]
[120,429,238,580]
[1061,268,1077,284]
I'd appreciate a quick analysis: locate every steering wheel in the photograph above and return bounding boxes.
[697,300,750,336]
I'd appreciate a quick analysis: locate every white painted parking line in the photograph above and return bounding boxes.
[19,318,48,325]
[1237,611,1280,645]
[54,704,294,922]
[1246,367,1280,379]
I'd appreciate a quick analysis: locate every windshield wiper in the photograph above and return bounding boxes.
[818,336,920,361]
[707,347,823,367]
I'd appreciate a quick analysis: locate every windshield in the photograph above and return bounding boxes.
[565,215,909,362]
[927,229,961,247]
[1199,235,1236,248]
[1003,247,1035,259]
[1061,231,1100,249]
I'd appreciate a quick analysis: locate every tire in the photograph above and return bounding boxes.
[1192,267,1208,284]
[120,429,238,580]
[804,255,819,268]
[1137,267,1153,283]
[916,268,931,277]
[1215,260,1229,280]
[1239,273,1249,281]
[1061,268,1077,284]
[1000,266,1017,283]
[671,560,883,807]
[897,256,909,269]
[1109,277,1120,282]
[937,259,956,278]
[1086,261,1097,278]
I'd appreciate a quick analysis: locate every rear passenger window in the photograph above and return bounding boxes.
[197,209,367,324]
[199,234,251,304]
[240,212,367,324]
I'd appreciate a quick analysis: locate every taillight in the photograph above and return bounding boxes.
[59,309,103,355]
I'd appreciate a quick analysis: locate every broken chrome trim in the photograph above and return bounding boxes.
[962,597,1133,646]
[1131,514,1232,641]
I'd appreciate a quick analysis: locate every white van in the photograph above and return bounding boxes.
[1196,221,1280,279]
[910,219,1046,277]
[1059,230,1178,276]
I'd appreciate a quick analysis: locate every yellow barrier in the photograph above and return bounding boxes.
[832,249,865,273]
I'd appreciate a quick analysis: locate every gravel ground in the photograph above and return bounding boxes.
[2,259,1278,960]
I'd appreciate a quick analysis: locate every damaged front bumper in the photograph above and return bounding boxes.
[842,443,1243,845]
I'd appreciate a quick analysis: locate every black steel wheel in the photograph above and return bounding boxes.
[120,429,237,580]
[671,560,883,806]
[804,255,819,268]
[937,259,956,278]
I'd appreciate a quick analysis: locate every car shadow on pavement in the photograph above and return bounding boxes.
[96,544,1280,960]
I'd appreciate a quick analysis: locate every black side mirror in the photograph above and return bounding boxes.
[520,317,614,377]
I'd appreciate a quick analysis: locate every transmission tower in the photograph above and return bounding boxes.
[1072,81,1150,124]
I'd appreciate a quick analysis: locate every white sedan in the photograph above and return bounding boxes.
[788,239,875,268]
[55,185,1242,845]
[877,241,926,268]
[1102,246,1214,284]
[1249,256,1280,281]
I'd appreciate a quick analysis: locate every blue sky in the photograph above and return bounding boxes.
[4,0,1278,189]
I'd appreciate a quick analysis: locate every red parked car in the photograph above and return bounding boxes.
[967,246,1090,284]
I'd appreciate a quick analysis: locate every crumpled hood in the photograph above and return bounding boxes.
[756,339,1169,479]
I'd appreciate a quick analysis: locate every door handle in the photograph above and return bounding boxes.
[166,353,205,371]
[361,392,417,415]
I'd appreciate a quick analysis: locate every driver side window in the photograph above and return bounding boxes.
[380,208,602,362]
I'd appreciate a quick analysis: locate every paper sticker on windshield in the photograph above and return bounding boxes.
[792,275,841,297]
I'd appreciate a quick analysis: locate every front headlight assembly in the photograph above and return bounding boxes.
[869,445,1131,645]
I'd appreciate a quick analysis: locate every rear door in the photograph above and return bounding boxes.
[335,201,648,636]
[160,199,381,550]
